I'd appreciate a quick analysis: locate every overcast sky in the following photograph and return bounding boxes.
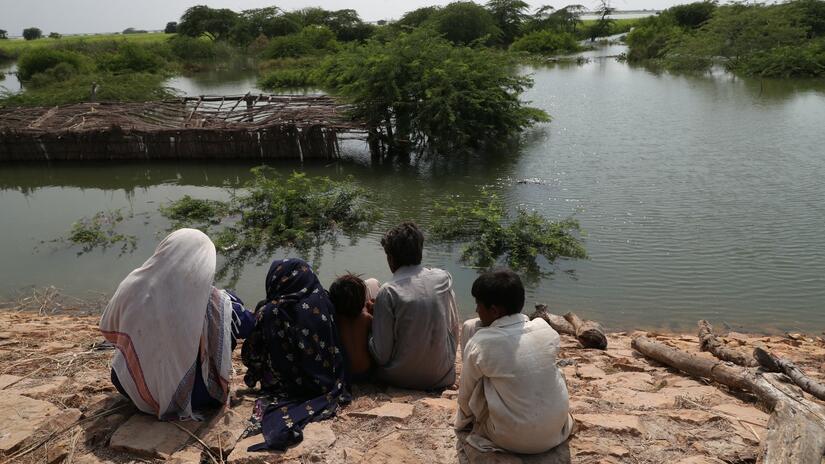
[1,0,686,36]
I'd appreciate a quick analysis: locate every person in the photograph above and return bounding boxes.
[240,258,349,450]
[369,222,460,390]
[456,269,573,454]
[99,228,255,420]
[328,274,379,380]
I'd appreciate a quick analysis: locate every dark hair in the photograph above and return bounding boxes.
[471,268,525,315]
[381,222,424,268]
[329,274,366,318]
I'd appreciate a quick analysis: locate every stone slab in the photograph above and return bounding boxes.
[198,401,254,456]
[0,374,70,398]
[109,413,201,459]
[0,391,61,452]
[419,397,457,412]
[227,422,336,463]
[363,436,424,464]
[350,402,414,421]
[575,414,644,435]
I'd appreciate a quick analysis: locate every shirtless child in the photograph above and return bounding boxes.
[329,274,379,380]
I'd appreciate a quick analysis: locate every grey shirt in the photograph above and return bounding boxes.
[368,265,460,390]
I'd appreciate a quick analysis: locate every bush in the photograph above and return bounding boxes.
[23,27,42,41]
[429,1,502,45]
[29,62,80,87]
[510,30,581,55]
[17,48,89,81]
[261,26,338,59]
[168,35,233,61]
[738,39,825,77]
[97,42,164,73]
[431,188,586,274]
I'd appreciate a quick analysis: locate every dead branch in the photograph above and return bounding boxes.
[563,312,608,350]
[698,320,757,367]
[530,304,576,335]
[753,346,825,402]
[632,335,825,464]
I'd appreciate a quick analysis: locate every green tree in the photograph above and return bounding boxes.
[23,27,43,41]
[165,22,178,34]
[528,4,585,33]
[317,29,548,154]
[177,5,238,41]
[48,32,62,39]
[430,1,502,45]
[230,7,300,45]
[397,6,440,29]
[589,0,615,41]
[0,30,8,40]
[486,0,530,45]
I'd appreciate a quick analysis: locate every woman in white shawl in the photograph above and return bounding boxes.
[99,228,255,420]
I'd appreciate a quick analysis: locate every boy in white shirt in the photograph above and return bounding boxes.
[457,269,574,454]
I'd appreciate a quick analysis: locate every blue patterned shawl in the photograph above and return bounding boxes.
[241,258,350,450]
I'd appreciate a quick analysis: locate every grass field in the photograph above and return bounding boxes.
[0,33,172,58]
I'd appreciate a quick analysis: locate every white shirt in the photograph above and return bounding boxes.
[456,314,572,454]
[368,265,460,389]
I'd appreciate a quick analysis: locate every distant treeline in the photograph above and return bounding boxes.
[626,0,825,77]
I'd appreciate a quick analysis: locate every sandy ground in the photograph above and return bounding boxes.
[1,309,824,464]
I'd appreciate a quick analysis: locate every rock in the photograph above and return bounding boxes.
[198,401,254,456]
[42,341,76,353]
[0,392,61,453]
[227,422,335,463]
[441,389,459,399]
[711,403,769,428]
[575,414,644,435]
[592,372,656,391]
[168,445,203,463]
[419,397,457,412]
[72,455,115,464]
[344,447,364,463]
[599,387,674,409]
[573,437,629,457]
[0,374,70,398]
[363,436,424,463]
[109,413,201,459]
[611,358,650,372]
[657,386,728,407]
[664,409,721,425]
[84,392,129,415]
[675,457,726,464]
[577,364,606,380]
[351,402,414,421]
[83,412,131,448]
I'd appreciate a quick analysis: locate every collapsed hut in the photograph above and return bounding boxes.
[0,94,366,161]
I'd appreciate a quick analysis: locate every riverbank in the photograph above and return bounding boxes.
[2,310,824,463]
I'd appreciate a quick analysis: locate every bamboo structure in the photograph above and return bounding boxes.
[0,95,366,161]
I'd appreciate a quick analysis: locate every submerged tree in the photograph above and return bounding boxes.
[316,29,548,155]
[430,188,586,276]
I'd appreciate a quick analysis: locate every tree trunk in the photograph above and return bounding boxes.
[632,336,825,464]
[563,312,608,350]
[529,304,576,335]
[698,320,757,367]
[753,346,825,402]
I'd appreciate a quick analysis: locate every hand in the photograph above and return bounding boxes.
[365,298,375,315]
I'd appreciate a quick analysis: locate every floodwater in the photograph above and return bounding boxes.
[2,46,824,332]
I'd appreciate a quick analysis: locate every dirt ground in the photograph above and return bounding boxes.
[1,309,824,464]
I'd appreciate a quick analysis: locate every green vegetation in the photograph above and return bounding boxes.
[64,210,137,256]
[23,28,43,41]
[317,29,548,153]
[431,188,586,275]
[510,30,582,55]
[0,73,172,106]
[159,167,380,283]
[627,0,825,77]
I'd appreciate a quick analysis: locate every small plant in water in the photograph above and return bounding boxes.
[430,188,586,276]
[160,167,380,284]
[64,209,137,256]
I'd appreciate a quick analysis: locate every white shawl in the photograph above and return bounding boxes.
[99,228,233,419]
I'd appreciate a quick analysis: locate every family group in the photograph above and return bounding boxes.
[98,222,573,456]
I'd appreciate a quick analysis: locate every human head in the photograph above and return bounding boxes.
[265,258,320,301]
[471,268,525,326]
[329,274,366,318]
[381,222,424,273]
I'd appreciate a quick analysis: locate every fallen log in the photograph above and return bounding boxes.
[528,306,607,349]
[753,346,825,402]
[530,304,576,335]
[698,320,757,367]
[632,336,825,464]
[564,312,608,350]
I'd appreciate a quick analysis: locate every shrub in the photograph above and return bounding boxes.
[97,42,164,73]
[17,48,89,81]
[23,27,42,41]
[0,73,174,106]
[261,26,338,59]
[510,30,582,55]
[259,68,316,88]
[168,35,233,61]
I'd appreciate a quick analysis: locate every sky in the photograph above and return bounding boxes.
[0,0,684,36]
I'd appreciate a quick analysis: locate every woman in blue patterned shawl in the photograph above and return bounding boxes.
[241,258,350,450]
